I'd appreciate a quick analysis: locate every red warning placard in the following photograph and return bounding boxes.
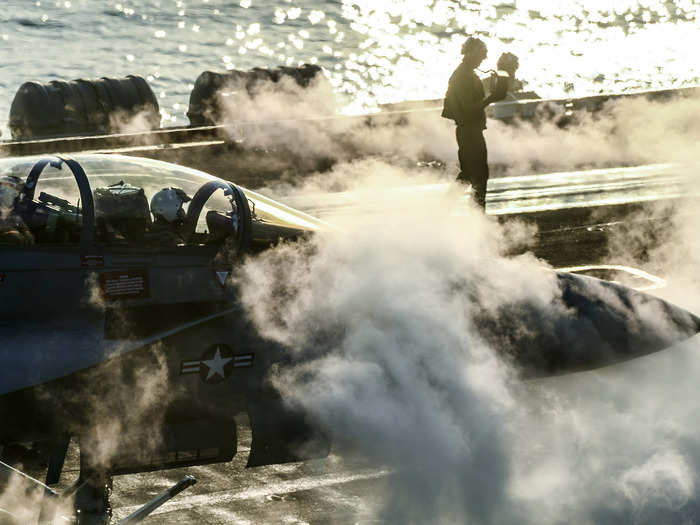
[99,269,149,300]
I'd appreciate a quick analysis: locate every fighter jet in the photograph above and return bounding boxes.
[0,154,334,521]
[0,154,698,522]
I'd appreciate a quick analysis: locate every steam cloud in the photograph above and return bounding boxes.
[109,107,161,136]
[236,185,525,523]
[215,72,458,165]
[487,91,700,176]
[215,73,699,181]
[235,154,700,524]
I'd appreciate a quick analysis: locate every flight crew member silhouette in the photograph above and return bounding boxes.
[442,37,507,209]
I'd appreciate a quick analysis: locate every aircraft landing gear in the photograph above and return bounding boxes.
[72,446,112,525]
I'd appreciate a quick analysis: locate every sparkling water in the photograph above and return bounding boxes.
[0,0,698,136]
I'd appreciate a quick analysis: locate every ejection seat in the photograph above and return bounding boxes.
[93,181,152,244]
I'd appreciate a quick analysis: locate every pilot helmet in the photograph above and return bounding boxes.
[0,175,23,210]
[150,187,191,223]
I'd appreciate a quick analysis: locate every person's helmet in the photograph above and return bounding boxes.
[150,187,191,223]
[497,52,519,75]
[461,37,487,58]
[0,175,23,209]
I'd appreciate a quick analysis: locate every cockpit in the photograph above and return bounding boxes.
[0,154,327,250]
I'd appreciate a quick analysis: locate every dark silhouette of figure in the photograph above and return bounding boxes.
[442,37,506,209]
[0,175,33,244]
[484,52,540,103]
[494,52,524,99]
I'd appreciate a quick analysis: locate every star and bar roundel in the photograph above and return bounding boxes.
[180,344,254,384]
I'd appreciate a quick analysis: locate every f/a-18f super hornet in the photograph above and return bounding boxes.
[0,154,699,523]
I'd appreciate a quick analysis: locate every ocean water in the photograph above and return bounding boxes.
[0,0,698,136]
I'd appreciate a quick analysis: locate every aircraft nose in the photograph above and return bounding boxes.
[475,272,700,378]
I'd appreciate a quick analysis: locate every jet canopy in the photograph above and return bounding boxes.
[0,154,326,249]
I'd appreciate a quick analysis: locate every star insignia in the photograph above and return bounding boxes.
[199,344,235,384]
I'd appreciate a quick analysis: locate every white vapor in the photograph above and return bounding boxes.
[234,159,700,524]
[487,91,700,176]
[215,74,699,180]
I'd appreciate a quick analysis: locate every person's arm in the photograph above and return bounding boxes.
[481,92,499,107]
[455,70,507,120]
[484,74,509,104]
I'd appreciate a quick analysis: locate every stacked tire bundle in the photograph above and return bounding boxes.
[187,64,328,127]
[9,75,160,140]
